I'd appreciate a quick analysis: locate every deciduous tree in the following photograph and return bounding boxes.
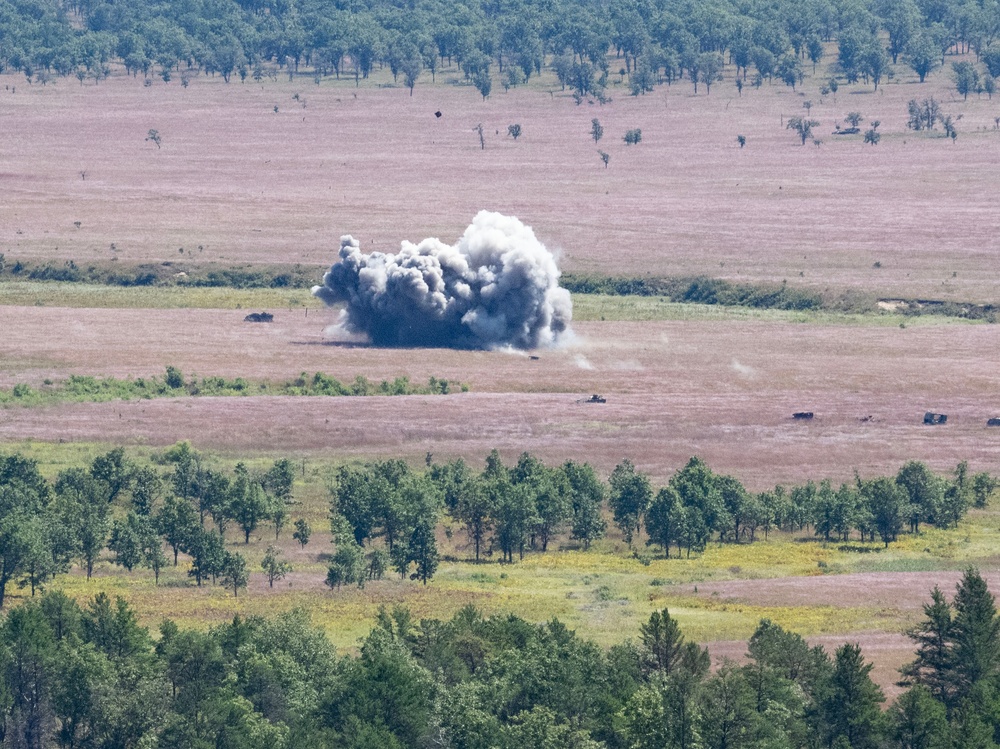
[293,518,311,548]
[787,116,820,145]
[221,551,248,597]
[564,461,606,550]
[952,61,979,100]
[261,545,291,588]
[609,460,651,546]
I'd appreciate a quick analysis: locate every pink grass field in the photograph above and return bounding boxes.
[2,62,999,302]
[1,307,998,487]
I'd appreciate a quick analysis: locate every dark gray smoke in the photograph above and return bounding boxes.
[312,211,573,349]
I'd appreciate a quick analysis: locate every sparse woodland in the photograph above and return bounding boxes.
[1,0,999,104]
[1,441,995,744]
[2,445,994,600]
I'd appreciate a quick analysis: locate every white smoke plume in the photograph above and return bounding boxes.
[312,211,573,349]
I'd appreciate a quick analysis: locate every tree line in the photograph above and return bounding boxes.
[326,450,996,588]
[3,444,993,604]
[2,568,1000,747]
[2,0,998,99]
[0,444,302,603]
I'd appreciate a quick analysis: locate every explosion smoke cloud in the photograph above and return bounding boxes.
[312,211,572,349]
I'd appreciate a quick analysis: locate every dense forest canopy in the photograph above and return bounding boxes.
[3,570,1000,748]
[2,0,999,90]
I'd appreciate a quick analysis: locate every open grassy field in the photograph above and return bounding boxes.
[1,300,997,487]
[3,53,1000,302]
[2,52,999,695]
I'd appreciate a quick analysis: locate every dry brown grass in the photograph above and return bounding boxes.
[690,570,1000,610]
[1,308,998,487]
[2,61,999,302]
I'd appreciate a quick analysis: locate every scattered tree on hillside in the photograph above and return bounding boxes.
[972,473,997,508]
[907,98,940,130]
[905,33,939,82]
[952,61,979,100]
[221,551,248,597]
[229,463,273,544]
[777,54,802,90]
[564,461,607,549]
[787,116,819,145]
[864,120,881,145]
[293,518,312,548]
[591,118,604,143]
[262,545,291,587]
[608,460,652,546]
[698,52,723,94]
[327,514,366,589]
[402,55,422,95]
[941,114,958,142]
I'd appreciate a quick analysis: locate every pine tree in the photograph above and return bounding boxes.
[902,586,955,705]
[949,568,1000,699]
[640,608,685,675]
[824,643,885,749]
[890,685,949,749]
[699,664,762,749]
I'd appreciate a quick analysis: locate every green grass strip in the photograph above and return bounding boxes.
[1,369,468,407]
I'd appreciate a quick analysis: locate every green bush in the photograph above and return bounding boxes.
[164,366,184,389]
[11,383,34,398]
